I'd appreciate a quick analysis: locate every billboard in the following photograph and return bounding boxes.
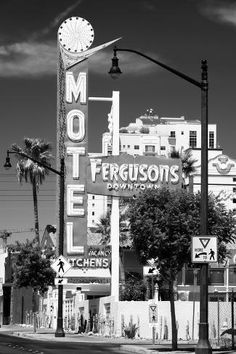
[87,154,182,197]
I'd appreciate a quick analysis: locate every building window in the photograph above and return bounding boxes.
[92,195,95,200]
[170,131,176,138]
[209,131,214,149]
[233,178,236,182]
[134,145,139,150]
[160,146,166,150]
[233,199,236,203]
[189,131,197,148]
[123,145,125,148]
[181,131,184,135]
[92,203,95,207]
[233,187,236,193]
[92,211,95,216]
[229,268,236,285]
[209,269,224,285]
[185,269,200,285]
[127,145,130,148]
[145,145,155,152]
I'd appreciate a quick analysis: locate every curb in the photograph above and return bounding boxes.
[121,345,158,354]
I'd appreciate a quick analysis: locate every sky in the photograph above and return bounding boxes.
[0,0,235,243]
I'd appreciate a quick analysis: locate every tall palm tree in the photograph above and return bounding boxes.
[95,202,131,292]
[171,148,197,188]
[11,138,53,243]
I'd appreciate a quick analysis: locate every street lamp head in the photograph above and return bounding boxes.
[108,47,122,79]
[4,151,12,170]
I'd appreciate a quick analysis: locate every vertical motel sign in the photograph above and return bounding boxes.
[65,64,88,256]
[57,17,92,257]
[57,17,120,257]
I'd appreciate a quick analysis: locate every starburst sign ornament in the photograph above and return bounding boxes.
[58,17,121,69]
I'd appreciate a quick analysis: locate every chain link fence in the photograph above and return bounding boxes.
[209,291,235,350]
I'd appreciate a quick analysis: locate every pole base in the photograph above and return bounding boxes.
[195,343,212,354]
[195,322,212,354]
[55,327,65,337]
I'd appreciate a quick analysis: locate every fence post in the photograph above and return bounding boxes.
[231,289,234,350]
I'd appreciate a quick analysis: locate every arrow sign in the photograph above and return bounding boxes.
[195,252,207,258]
[55,277,68,285]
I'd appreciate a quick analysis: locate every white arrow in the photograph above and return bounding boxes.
[60,37,122,70]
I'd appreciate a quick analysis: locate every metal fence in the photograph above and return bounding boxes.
[209,290,235,350]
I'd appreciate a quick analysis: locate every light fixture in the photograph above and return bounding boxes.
[108,47,122,79]
[4,151,12,169]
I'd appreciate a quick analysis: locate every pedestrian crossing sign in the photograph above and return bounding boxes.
[191,235,218,263]
[51,255,72,277]
[149,303,158,324]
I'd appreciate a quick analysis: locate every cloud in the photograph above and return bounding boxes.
[201,1,236,26]
[0,1,85,77]
[0,40,163,78]
[0,41,56,77]
[30,0,83,40]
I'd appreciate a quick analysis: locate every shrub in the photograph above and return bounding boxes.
[124,323,139,339]
[140,127,149,134]
[120,278,147,301]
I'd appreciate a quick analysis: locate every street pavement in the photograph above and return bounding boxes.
[0,324,235,354]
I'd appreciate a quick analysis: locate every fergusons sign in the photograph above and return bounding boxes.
[87,154,182,197]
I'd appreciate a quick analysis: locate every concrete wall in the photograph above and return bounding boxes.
[73,295,202,340]
[45,292,234,342]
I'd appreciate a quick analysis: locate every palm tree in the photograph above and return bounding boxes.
[11,138,53,243]
[95,202,131,292]
[171,148,197,188]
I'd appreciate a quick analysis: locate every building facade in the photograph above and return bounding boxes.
[98,110,236,301]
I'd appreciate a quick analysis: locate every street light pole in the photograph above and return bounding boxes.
[196,60,211,354]
[55,157,65,337]
[4,150,65,337]
[109,47,211,353]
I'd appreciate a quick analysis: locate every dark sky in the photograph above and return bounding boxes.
[0,0,236,238]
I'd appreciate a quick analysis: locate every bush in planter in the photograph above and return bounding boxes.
[120,277,146,301]
[124,322,139,339]
[140,127,149,134]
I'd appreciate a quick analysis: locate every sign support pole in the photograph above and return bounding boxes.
[111,91,120,301]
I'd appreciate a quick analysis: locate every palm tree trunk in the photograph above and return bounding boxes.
[169,279,178,350]
[32,179,40,243]
[32,289,37,333]
[119,250,125,297]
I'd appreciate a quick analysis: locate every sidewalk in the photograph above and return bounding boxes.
[0,325,235,354]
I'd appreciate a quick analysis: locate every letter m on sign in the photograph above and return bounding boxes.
[66,72,87,104]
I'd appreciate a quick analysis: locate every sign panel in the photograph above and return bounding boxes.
[55,277,68,285]
[58,39,89,258]
[51,255,72,276]
[143,266,159,276]
[192,235,218,263]
[149,304,158,324]
[87,154,182,197]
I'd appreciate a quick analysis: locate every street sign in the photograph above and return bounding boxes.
[51,255,72,277]
[149,303,158,324]
[143,266,159,276]
[192,235,218,263]
[55,277,68,285]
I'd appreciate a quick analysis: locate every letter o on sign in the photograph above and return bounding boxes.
[67,109,85,142]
